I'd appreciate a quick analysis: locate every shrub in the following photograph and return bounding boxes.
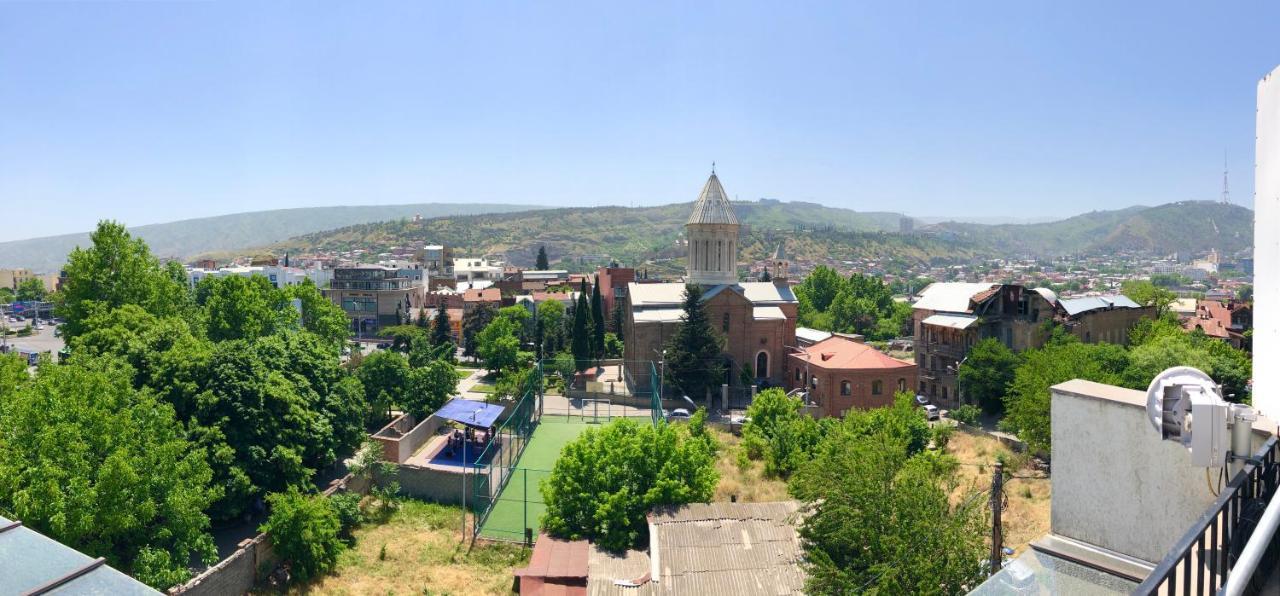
[931,424,955,449]
[260,488,344,581]
[330,492,364,535]
[950,404,982,426]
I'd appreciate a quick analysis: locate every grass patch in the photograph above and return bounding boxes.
[470,383,497,395]
[711,429,790,503]
[272,500,528,595]
[946,428,1050,555]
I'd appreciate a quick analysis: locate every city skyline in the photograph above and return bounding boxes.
[2,1,1278,241]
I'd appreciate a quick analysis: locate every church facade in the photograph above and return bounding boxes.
[622,172,798,399]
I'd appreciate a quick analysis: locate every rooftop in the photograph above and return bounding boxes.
[912,282,997,313]
[792,335,915,371]
[686,172,739,226]
[0,516,160,595]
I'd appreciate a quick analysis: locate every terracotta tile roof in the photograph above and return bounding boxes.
[1183,300,1231,339]
[794,336,915,371]
[463,288,500,303]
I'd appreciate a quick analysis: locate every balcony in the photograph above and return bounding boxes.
[919,340,968,361]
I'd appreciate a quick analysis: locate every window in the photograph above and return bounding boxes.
[722,312,730,333]
[942,386,949,400]
[898,378,907,393]
[840,380,851,396]
[755,351,769,379]
[919,380,926,393]
[811,376,818,389]
[872,380,883,395]
[718,240,723,271]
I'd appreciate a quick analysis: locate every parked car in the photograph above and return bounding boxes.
[915,394,930,407]
[665,408,692,422]
[923,405,940,421]
[375,342,391,350]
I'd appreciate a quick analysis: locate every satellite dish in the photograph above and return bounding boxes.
[1145,366,1228,467]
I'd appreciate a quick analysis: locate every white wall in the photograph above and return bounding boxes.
[1255,65,1280,421]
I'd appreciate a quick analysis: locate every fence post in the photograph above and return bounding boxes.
[523,469,528,542]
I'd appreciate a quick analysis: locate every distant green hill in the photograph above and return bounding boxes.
[929,201,1253,257]
[0,203,543,272]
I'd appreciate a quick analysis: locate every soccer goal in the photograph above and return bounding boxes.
[576,398,612,423]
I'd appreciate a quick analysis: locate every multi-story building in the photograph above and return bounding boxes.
[187,265,332,290]
[595,264,636,321]
[912,283,1155,406]
[323,265,426,336]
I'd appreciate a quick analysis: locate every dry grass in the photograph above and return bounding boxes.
[945,427,1050,555]
[274,500,528,596]
[711,428,791,503]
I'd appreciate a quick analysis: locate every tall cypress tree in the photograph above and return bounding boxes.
[431,303,451,347]
[571,280,591,372]
[590,275,605,361]
[664,284,725,405]
[536,246,550,270]
[417,305,430,329]
[610,297,626,344]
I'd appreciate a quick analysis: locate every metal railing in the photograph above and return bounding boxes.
[1134,435,1279,595]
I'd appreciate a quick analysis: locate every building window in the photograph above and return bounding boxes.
[722,312,730,333]
[755,351,769,379]
[811,376,818,389]
[718,240,723,271]
[919,380,925,394]
[872,380,883,395]
[898,378,907,393]
[942,386,949,400]
[795,367,802,381]
[840,380,851,396]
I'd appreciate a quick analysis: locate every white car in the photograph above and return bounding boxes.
[923,405,940,421]
[914,395,930,407]
[666,408,692,422]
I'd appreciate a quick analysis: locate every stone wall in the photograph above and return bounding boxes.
[388,463,473,505]
[372,414,444,464]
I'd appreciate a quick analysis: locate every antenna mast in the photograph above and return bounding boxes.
[1221,152,1231,205]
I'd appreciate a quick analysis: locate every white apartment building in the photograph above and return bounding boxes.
[187,265,332,290]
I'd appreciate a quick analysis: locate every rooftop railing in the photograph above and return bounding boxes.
[1134,434,1279,595]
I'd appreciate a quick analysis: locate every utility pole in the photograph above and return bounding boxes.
[989,462,1004,576]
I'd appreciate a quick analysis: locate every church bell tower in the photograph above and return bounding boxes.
[685,168,741,286]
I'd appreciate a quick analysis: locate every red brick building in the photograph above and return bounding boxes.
[788,335,917,418]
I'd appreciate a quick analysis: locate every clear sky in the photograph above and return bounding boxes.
[2,1,1277,241]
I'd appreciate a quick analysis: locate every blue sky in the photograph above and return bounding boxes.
[1,1,1277,241]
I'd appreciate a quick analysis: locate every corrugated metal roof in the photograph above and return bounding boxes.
[921,313,979,330]
[912,282,997,313]
[1057,295,1142,316]
[686,173,740,226]
[794,327,833,344]
[0,515,160,595]
[587,546,654,596]
[633,309,684,323]
[647,501,805,595]
[628,282,796,309]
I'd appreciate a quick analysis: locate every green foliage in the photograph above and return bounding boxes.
[1121,279,1178,317]
[58,220,189,340]
[536,245,550,270]
[541,418,719,552]
[1002,336,1129,453]
[958,338,1021,414]
[200,274,295,342]
[0,358,219,588]
[404,360,460,418]
[431,303,452,347]
[949,404,982,426]
[663,284,725,401]
[591,276,605,360]
[461,303,496,359]
[537,299,567,356]
[260,488,344,581]
[795,266,908,340]
[476,315,522,374]
[15,277,46,302]
[0,287,13,304]
[570,281,592,371]
[286,279,350,348]
[330,491,365,536]
[604,332,624,359]
[381,324,426,352]
[790,413,986,595]
[357,350,411,424]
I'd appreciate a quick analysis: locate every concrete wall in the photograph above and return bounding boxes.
[1048,379,1269,563]
[388,464,473,505]
[371,414,444,464]
[1255,65,1280,421]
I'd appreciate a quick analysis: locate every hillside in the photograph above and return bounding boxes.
[260,200,969,273]
[0,203,543,272]
[929,201,1253,257]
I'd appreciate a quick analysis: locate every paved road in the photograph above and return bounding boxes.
[1,320,64,361]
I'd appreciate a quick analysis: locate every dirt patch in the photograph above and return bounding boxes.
[946,427,1050,555]
[711,429,791,503]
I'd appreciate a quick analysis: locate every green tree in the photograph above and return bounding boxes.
[0,287,14,304]
[1003,338,1129,452]
[0,358,219,588]
[537,299,567,356]
[536,245,550,270]
[357,350,411,425]
[202,275,293,342]
[570,283,592,372]
[476,316,522,374]
[591,276,605,361]
[461,303,497,359]
[795,265,844,313]
[663,284,725,403]
[431,303,452,347]
[15,277,47,302]
[404,360,460,418]
[541,418,718,551]
[604,332,624,359]
[1122,279,1177,317]
[286,279,350,349]
[259,488,344,581]
[58,220,188,340]
[609,298,626,344]
[790,405,985,594]
[958,338,1021,414]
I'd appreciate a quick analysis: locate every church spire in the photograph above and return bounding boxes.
[685,170,741,286]
[687,170,739,226]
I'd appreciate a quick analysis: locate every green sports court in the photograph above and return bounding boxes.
[476,419,591,541]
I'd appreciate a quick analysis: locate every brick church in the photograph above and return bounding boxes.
[622,171,798,397]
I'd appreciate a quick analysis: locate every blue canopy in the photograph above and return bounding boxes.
[436,398,504,429]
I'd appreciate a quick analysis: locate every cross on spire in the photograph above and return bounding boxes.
[711,161,716,175]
